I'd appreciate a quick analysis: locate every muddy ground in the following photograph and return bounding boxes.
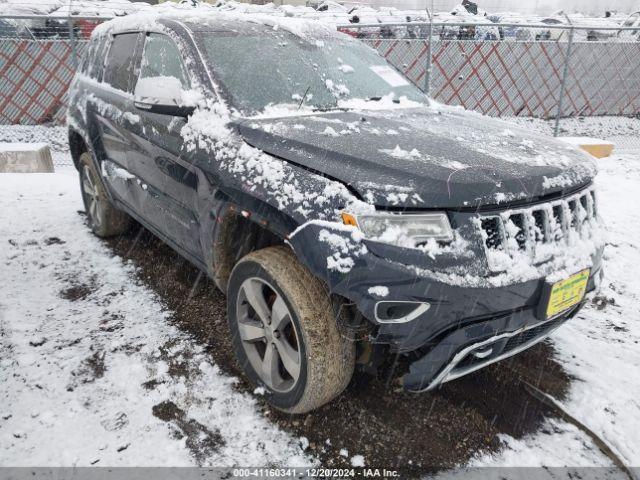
[103,223,571,476]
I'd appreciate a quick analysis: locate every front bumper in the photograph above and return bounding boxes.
[401,299,586,392]
[289,221,604,390]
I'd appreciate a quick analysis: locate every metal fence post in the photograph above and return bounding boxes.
[554,26,575,137]
[68,16,77,70]
[424,11,434,96]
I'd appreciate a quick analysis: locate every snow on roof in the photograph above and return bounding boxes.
[92,3,340,40]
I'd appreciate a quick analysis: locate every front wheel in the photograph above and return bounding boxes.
[227,246,355,413]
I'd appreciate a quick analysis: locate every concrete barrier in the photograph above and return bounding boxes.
[0,143,55,173]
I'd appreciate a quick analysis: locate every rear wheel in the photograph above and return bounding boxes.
[79,152,131,237]
[227,246,355,413]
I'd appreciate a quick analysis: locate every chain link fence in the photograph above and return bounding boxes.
[1,14,640,139]
[0,14,105,125]
[340,21,640,136]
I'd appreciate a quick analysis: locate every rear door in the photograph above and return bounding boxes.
[91,32,144,211]
[126,32,202,258]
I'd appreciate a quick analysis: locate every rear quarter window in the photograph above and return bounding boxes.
[78,43,92,75]
[79,37,98,75]
[103,33,139,92]
[86,36,109,80]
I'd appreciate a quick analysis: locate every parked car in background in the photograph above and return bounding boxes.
[486,12,538,42]
[312,0,346,13]
[436,14,499,40]
[534,17,565,41]
[535,12,621,42]
[0,17,34,38]
[619,12,640,41]
[566,14,621,41]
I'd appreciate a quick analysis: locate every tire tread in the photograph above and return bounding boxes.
[233,246,355,413]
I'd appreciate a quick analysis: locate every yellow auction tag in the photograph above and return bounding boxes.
[546,269,590,319]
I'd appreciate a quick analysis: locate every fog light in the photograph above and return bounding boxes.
[375,301,430,324]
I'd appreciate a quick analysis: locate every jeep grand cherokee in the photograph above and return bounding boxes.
[67,11,604,413]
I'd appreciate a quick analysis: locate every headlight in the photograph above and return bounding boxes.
[341,212,453,248]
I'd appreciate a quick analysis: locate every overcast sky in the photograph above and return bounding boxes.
[364,0,639,15]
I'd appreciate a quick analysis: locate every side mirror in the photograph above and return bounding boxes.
[134,76,196,117]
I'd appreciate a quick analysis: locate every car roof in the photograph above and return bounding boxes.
[92,8,343,41]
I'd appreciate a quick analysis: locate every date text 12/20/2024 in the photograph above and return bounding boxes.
[232,468,400,478]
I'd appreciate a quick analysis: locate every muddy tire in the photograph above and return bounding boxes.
[79,152,131,237]
[227,246,355,413]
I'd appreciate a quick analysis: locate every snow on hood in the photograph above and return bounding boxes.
[93,5,595,216]
[235,105,597,209]
[180,99,374,225]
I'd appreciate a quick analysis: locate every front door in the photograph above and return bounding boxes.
[126,32,202,258]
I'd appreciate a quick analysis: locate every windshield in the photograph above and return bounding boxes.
[197,32,427,114]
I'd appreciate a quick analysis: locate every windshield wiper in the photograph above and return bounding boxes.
[297,86,311,110]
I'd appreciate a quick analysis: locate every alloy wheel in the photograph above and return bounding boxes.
[236,277,302,393]
[81,165,102,229]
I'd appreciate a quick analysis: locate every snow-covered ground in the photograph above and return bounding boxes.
[1,118,639,471]
[0,163,311,466]
[467,117,640,470]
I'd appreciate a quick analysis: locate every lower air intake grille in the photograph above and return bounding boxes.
[453,318,563,372]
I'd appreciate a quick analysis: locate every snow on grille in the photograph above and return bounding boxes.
[479,187,598,271]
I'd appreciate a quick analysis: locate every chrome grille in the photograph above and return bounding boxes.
[479,188,598,271]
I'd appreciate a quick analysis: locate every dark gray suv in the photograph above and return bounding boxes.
[67,11,604,413]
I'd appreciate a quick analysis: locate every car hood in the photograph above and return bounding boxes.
[234,107,597,209]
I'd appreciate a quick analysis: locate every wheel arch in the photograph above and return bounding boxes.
[68,127,88,171]
[209,199,297,293]
[226,245,356,413]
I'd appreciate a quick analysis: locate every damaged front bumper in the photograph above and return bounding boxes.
[289,219,604,392]
[401,297,592,392]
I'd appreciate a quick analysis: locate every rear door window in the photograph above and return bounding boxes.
[103,33,139,92]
